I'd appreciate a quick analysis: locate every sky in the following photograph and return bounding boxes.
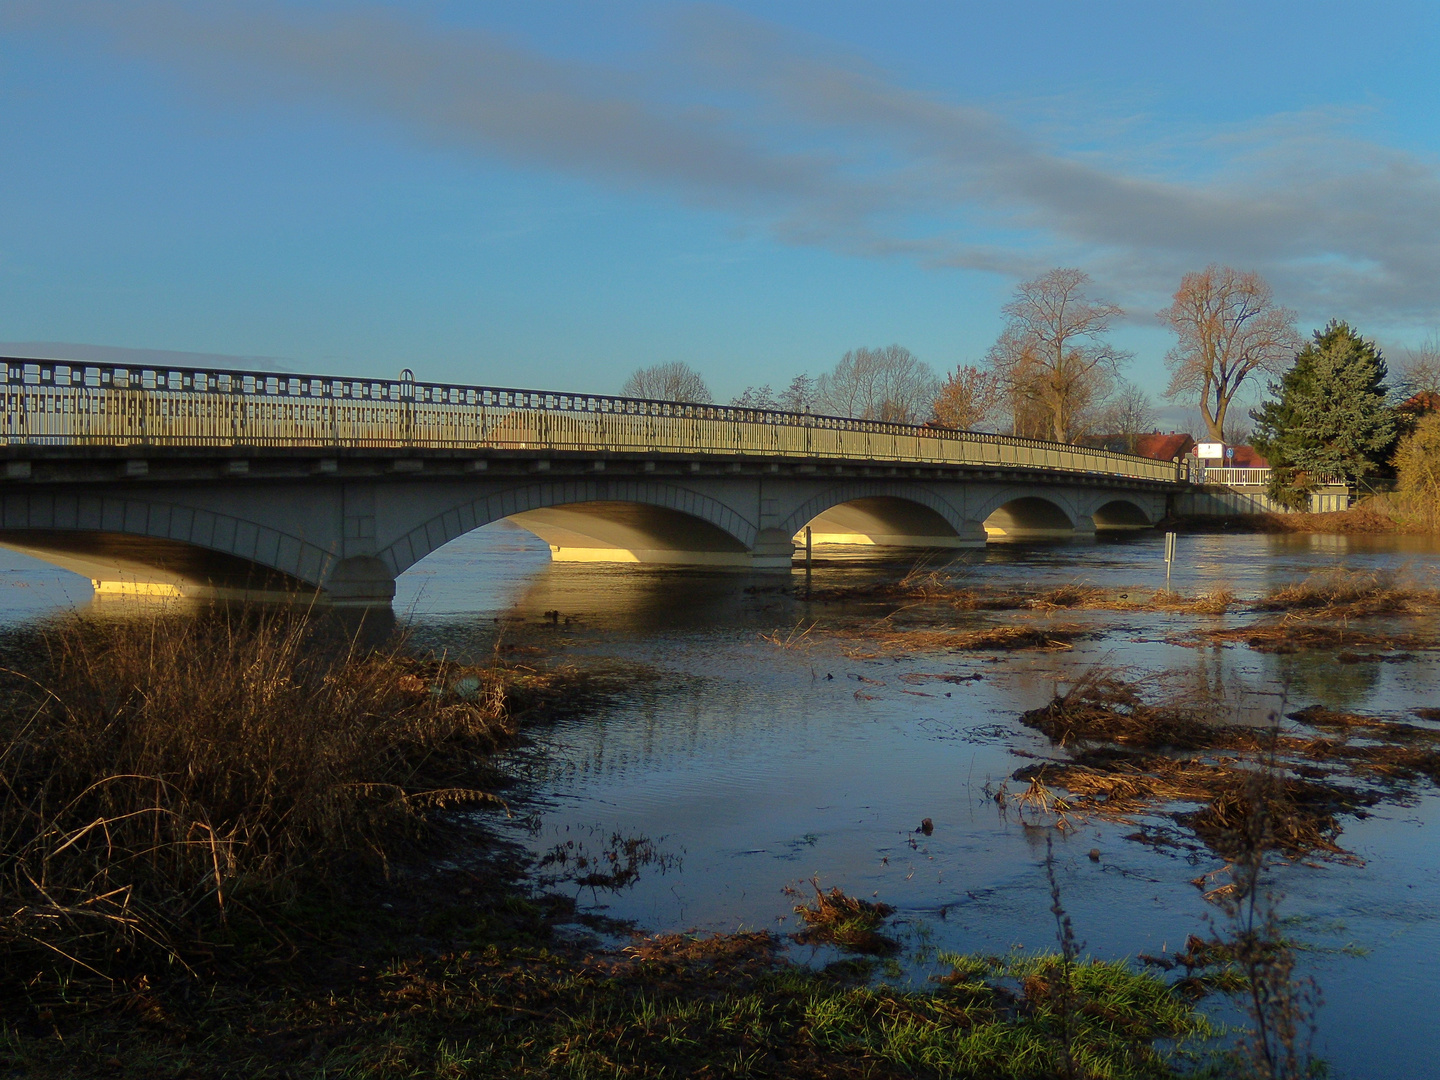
[2,1,1438,428]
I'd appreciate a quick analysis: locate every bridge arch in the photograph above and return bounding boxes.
[972,490,1079,540]
[1091,498,1154,531]
[0,491,333,598]
[378,480,759,574]
[779,483,980,548]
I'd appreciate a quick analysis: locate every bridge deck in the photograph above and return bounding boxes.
[1,358,1180,484]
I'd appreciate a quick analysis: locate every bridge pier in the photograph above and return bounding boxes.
[323,555,398,605]
[749,527,797,570]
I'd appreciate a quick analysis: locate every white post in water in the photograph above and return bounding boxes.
[1164,531,1177,590]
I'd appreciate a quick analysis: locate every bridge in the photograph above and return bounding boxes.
[0,358,1181,604]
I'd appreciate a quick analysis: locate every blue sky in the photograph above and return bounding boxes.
[2,1,1438,424]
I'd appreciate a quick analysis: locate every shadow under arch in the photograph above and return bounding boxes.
[780,484,978,549]
[378,480,759,573]
[0,490,333,601]
[1092,499,1154,531]
[982,496,1076,541]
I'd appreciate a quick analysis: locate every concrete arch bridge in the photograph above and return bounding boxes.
[0,359,1179,603]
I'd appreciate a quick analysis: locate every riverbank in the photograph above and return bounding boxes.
[0,608,1279,1078]
[1164,494,1432,535]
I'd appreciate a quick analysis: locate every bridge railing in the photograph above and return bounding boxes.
[0,358,1180,482]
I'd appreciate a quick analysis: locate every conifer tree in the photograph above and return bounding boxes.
[1252,321,1396,507]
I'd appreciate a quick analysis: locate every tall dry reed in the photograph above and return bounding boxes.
[0,608,545,982]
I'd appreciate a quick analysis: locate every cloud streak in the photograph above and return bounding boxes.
[10,1,1440,330]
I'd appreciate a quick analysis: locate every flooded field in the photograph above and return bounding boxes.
[3,525,1437,1079]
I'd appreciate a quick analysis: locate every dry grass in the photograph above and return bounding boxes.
[787,878,897,954]
[0,609,587,984]
[1254,568,1440,617]
[1020,672,1237,751]
[1195,624,1438,655]
[1170,500,1415,535]
[862,624,1085,653]
[816,577,1236,616]
[1009,670,1440,862]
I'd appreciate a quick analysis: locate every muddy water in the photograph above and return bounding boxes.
[3,525,1438,1079]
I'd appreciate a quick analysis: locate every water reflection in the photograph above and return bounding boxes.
[1,525,1438,1079]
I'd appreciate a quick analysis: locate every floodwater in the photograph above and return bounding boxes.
[3,526,1438,1079]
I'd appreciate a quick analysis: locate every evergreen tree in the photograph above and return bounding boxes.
[1252,321,1396,506]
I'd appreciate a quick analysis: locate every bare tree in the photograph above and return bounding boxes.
[777,373,817,413]
[1396,333,1440,400]
[930,363,1001,430]
[817,345,938,424]
[1102,382,1156,453]
[620,361,712,403]
[987,268,1129,443]
[730,385,777,409]
[1159,266,1299,443]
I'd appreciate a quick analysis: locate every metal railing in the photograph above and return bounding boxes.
[1189,466,1272,486]
[0,358,1180,482]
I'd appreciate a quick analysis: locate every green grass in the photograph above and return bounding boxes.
[1,924,1220,1079]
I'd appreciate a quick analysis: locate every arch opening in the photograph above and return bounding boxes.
[0,530,315,601]
[983,497,1074,541]
[508,501,752,566]
[1092,500,1153,531]
[798,496,976,549]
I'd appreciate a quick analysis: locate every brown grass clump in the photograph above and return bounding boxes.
[1287,706,1440,785]
[868,624,1084,653]
[1188,774,1365,863]
[1010,670,1438,862]
[788,878,897,954]
[1019,671,1254,752]
[1254,568,1440,617]
[1149,589,1236,615]
[1196,624,1437,655]
[0,609,586,983]
[814,575,1236,616]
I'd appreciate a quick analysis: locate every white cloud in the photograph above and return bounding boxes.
[9,1,1440,333]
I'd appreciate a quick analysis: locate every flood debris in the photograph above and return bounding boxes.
[1008,670,1437,863]
[1190,623,1439,655]
[787,878,899,954]
[1253,568,1440,618]
[812,573,1236,615]
[860,624,1086,653]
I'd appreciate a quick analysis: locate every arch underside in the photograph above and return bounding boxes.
[983,496,1076,540]
[800,497,976,549]
[508,501,752,565]
[0,530,314,600]
[1092,499,1153,530]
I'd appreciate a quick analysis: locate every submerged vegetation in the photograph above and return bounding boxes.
[0,609,599,986]
[6,558,1430,1076]
[0,606,1253,1079]
[1009,667,1440,863]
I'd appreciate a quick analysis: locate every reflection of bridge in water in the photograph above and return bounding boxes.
[0,359,1180,604]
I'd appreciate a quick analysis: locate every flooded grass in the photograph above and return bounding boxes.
[1009,670,1440,864]
[0,608,606,988]
[864,623,1086,653]
[788,878,899,955]
[0,918,1222,1079]
[814,576,1237,616]
[0,607,1249,1080]
[1193,623,1439,655]
[1253,568,1440,617]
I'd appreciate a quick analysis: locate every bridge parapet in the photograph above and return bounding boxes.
[2,358,1180,483]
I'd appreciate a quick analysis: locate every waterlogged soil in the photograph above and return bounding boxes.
[3,527,1440,1078]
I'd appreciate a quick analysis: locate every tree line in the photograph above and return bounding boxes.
[619,266,1440,509]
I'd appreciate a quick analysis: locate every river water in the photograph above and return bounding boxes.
[3,526,1437,1079]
